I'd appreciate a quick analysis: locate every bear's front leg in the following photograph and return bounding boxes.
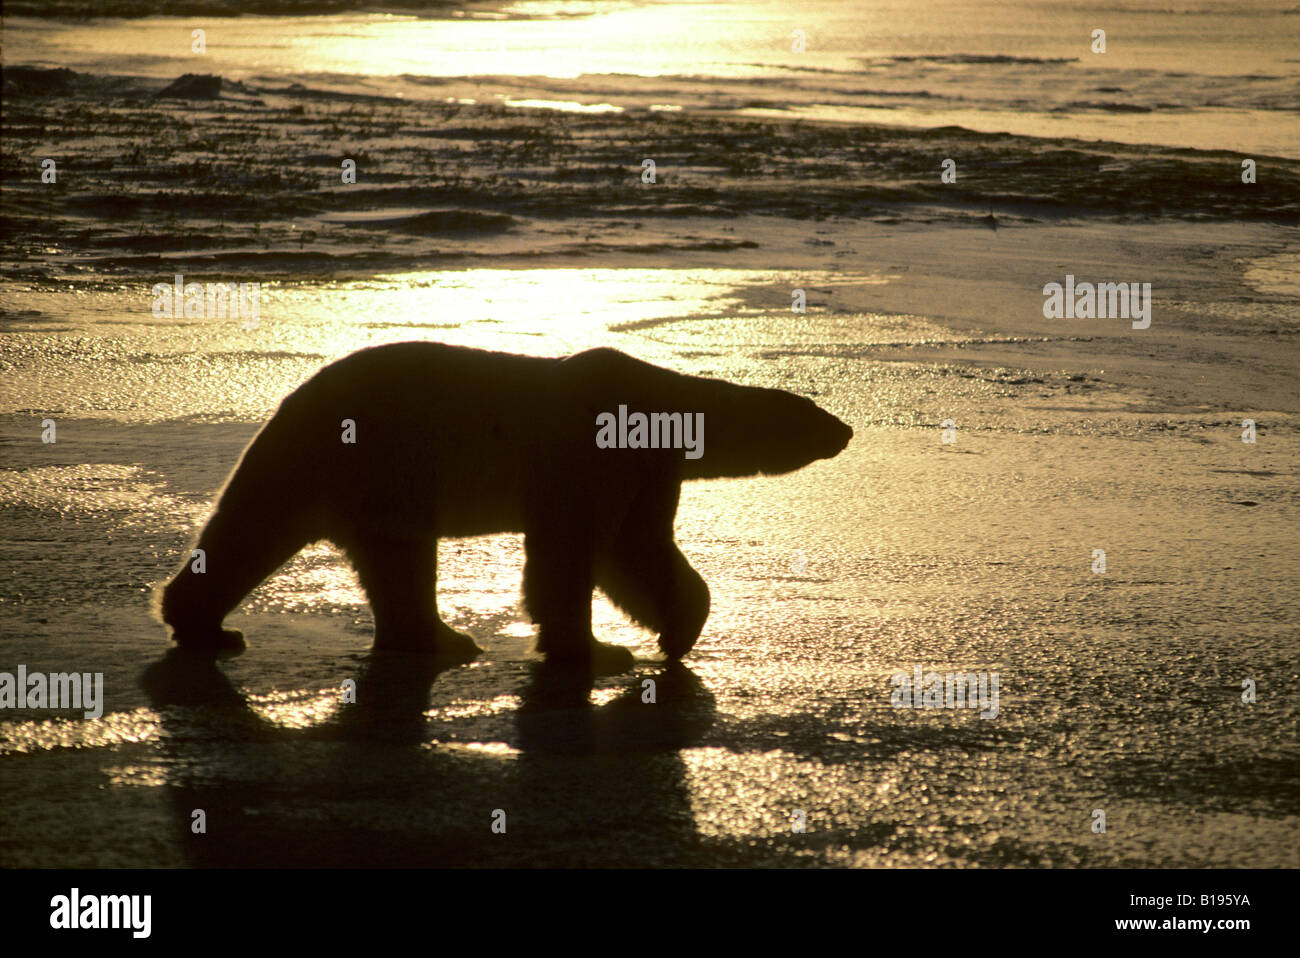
[591,481,710,660]
[523,528,635,675]
[535,628,636,674]
[596,541,710,660]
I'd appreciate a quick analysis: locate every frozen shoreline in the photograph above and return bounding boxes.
[3,64,1297,297]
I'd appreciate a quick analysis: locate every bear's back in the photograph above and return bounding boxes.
[257,343,558,538]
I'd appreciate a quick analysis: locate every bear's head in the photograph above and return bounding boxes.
[677,376,853,480]
[558,347,852,481]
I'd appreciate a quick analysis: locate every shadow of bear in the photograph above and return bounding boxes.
[141,649,715,867]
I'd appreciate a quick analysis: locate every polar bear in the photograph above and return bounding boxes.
[158,342,852,672]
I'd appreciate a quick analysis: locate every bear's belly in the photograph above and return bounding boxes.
[320,417,531,539]
[433,456,528,536]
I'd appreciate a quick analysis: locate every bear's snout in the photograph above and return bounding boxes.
[815,407,853,460]
[835,419,853,451]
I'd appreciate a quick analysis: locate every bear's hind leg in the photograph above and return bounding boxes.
[341,533,481,662]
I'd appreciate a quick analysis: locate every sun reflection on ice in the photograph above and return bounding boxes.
[246,688,342,730]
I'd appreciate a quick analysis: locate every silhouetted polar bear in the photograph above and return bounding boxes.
[159,342,852,672]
